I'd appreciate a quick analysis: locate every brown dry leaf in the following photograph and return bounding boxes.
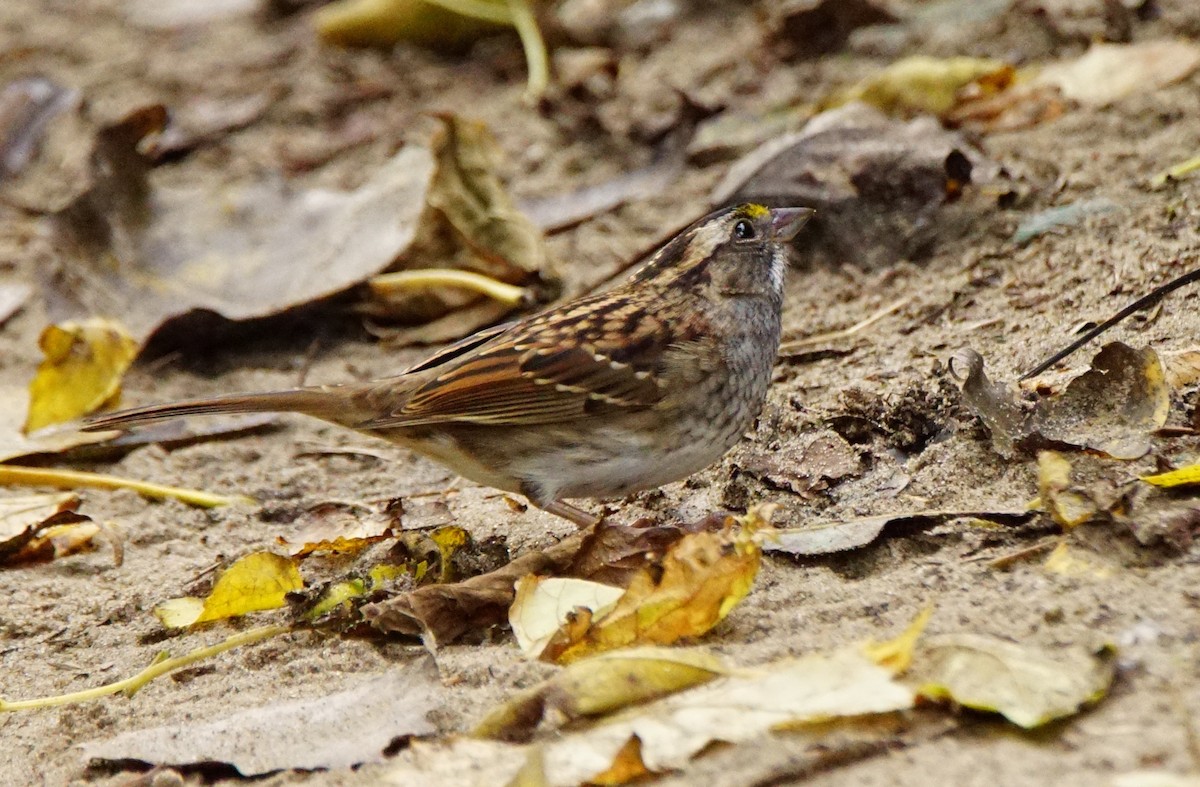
[713,103,998,268]
[509,576,625,660]
[474,647,729,741]
[363,518,690,646]
[277,499,404,557]
[762,508,1030,557]
[952,342,1170,460]
[1035,40,1200,108]
[1163,349,1200,390]
[0,492,91,565]
[363,525,588,646]
[42,105,436,348]
[541,526,761,664]
[23,318,138,433]
[80,657,440,775]
[155,552,303,628]
[1037,451,1100,529]
[908,634,1115,728]
[739,429,861,498]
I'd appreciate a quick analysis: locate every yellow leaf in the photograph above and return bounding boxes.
[24,318,138,433]
[1037,451,1099,528]
[1042,542,1114,579]
[474,647,728,740]
[589,735,649,786]
[1141,464,1200,489]
[835,55,1012,117]
[509,576,625,660]
[315,0,504,49]
[862,607,933,675]
[430,524,469,582]
[909,634,1115,728]
[155,552,303,628]
[545,528,760,664]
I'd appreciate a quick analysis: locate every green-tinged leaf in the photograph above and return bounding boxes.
[909,633,1115,728]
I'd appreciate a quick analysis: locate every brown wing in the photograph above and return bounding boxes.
[357,291,686,429]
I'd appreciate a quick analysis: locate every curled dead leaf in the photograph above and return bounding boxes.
[952,342,1170,460]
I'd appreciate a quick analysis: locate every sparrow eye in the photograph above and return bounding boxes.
[733,219,755,241]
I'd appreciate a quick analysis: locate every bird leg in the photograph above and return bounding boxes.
[537,500,602,529]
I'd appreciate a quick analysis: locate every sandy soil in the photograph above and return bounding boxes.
[2,0,1200,784]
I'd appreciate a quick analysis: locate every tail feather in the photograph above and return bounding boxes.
[82,388,348,432]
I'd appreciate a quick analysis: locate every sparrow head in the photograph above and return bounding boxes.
[632,203,814,302]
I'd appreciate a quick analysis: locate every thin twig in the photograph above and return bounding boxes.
[0,465,253,508]
[779,297,911,355]
[1020,262,1200,380]
[0,625,289,711]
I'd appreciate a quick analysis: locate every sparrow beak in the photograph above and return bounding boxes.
[768,207,815,242]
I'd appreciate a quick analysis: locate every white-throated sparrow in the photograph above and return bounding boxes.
[85,203,814,526]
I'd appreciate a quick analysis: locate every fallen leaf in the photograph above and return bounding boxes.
[952,342,1170,459]
[1162,349,1200,389]
[278,499,404,557]
[315,0,503,49]
[542,527,761,664]
[80,657,440,775]
[739,429,861,498]
[1042,542,1114,579]
[908,634,1115,728]
[832,55,1012,118]
[1141,464,1200,489]
[156,551,303,628]
[383,737,529,787]
[364,527,586,646]
[364,518,690,646]
[509,576,625,660]
[1035,40,1200,108]
[474,647,728,741]
[0,383,113,462]
[762,509,1030,556]
[0,75,77,181]
[713,103,999,268]
[23,318,138,433]
[0,492,90,565]
[533,649,913,783]
[47,108,553,352]
[863,607,933,675]
[1037,451,1100,528]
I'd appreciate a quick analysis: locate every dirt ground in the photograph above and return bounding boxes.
[3,0,1200,784]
